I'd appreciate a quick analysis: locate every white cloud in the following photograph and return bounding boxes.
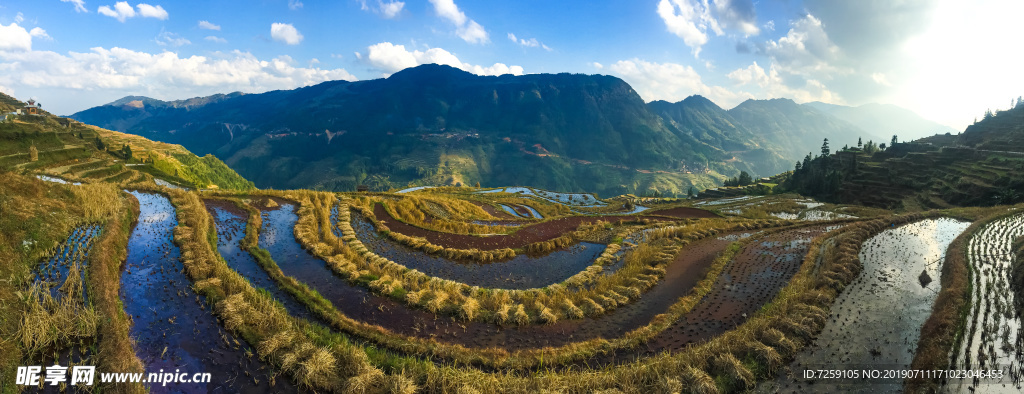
[591,62,603,69]
[97,3,168,22]
[14,13,24,24]
[763,20,774,32]
[362,42,522,76]
[609,58,753,108]
[136,4,168,20]
[0,23,33,51]
[204,35,227,44]
[155,31,190,47]
[657,0,763,56]
[29,27,52,41]
[507,32,552,51]
[871,72,890,87]
[727,61,841,104]
[656,0,720,56]
[98,2,136,22]
[61,0,89,13]
[198,20,220,30]
[358,0,405,18]
[713,0,759,36]
[380,1,404,18]
[428,0,488,44]
[0,46,357,114]
[763,14,846,76]
[270,23,303,45]
[288,0,303,10]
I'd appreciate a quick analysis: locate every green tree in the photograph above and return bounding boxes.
[795,161,802,171]
[95,137,105,151]
[738,171,753,186]
[857,137,863,148]
[879,142,887,150]
[687,186,696,198]
[891,135,898,146]
[122,144,133,161]
[821,138,830,157]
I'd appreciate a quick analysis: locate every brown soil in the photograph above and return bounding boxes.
[643,207,722,219]
[476,201,516,219]
[594,224,837,365]
[374,204,698,250]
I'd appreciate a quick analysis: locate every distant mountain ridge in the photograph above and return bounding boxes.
[69,64,951,194]
[803,101,957,142]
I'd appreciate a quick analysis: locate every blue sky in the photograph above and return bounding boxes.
[1,0,1022,130]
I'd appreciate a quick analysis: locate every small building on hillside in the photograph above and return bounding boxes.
[24,99,41,115]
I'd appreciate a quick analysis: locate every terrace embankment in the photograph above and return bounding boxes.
[372,203,710,250]
[122,191,293,393]
[759,218,970,393]
[260,202,742,353]
[204,199,315,322]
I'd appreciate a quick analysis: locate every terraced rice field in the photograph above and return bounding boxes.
[949,212,1024,393]
[22,172,981,393]
[122,191,290,393]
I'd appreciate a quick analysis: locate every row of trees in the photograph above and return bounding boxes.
[723,171,753,187]
[784,135,899,197]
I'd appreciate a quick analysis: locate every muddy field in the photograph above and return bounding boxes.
[372,203,691,250]
[351,214,606,289]
[594,224,839,365]
[758,218,971,393]
[122,191,293,393]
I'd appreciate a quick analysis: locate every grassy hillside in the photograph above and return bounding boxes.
[1,109,254,191]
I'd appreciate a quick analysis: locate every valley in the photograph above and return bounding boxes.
[3,89,1024,394]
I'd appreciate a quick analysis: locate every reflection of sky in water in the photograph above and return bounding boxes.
[778,218,970,393]
[140,210,171,222]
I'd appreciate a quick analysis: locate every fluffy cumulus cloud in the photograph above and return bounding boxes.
[360,0,405,19]
[727,61,840,104]
[136,4,168,19]
[507,33,551,51]
[362,42,522,76]
[98,2,167,22]
[0,46,357,114]
[657,0,760,56]
[61,0,89,13]
[198,20,220,31]
[428,0,489,44]
[29,28,52,41]
[0,23,33,51]
[270,23,303,45]
[609,59,753,108]
[763,14,846,76]
[98,2,135,22]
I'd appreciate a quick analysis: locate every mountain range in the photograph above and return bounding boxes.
[69,64,954,195]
